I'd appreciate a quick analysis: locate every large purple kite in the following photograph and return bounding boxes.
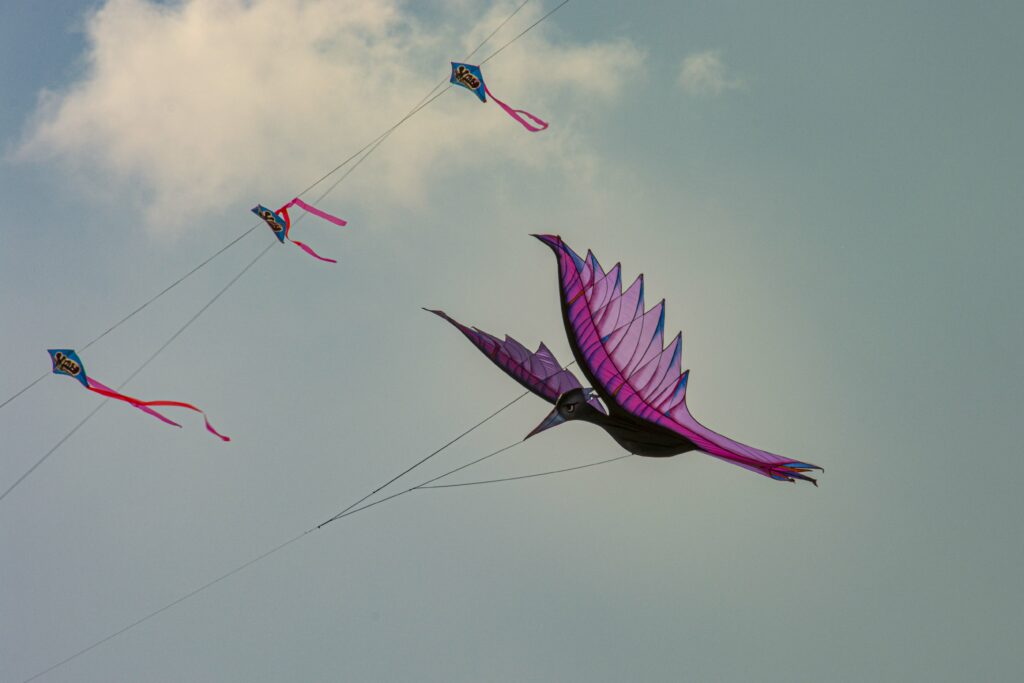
[430,235,821,485]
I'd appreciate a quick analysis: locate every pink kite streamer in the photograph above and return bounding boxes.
[484,86,549,132]
[254,199,347,263]
[88,378,181,427]
[282,198,348,227]
[85,378,230,441]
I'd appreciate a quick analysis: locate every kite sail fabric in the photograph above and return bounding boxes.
[427,309,604,412]
[449,62,549,132]
[47,349,229,441]
[252,198,347,263]
[533,235,821,484]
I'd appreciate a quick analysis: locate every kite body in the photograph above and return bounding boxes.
[254,204,289,243]
[430,236,822,485]
[47,349,229,441]
[450,62,549,132]
[451,63,487,102]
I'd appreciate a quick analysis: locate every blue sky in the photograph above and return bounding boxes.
[2,1,1022,681]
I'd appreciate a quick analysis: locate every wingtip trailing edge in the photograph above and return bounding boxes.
[769,462,823,486]
[425,308,463,331]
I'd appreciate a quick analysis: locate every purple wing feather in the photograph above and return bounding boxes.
[535,234,821,485]
[428,309,588,406]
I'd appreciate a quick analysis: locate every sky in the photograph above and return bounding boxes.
[1,1,1022,681]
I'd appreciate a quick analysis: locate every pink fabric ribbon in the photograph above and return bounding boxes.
[86,378,230,441]
[484,86,549,132]
[276,199,347,263]
[282,198,348,227]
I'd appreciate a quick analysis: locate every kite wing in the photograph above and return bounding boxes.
[534,235,820,484]
[427,309,601,410]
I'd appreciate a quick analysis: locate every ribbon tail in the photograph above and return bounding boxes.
[85,379,228,441]
[289,239,338,264]
[283,198,348,227]
[85,379,183,428]
[137,400,231,442]
[484,86,549,132]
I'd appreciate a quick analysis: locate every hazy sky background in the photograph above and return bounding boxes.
[2,1,1021,681]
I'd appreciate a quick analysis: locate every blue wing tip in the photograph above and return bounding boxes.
[771,462,823,486]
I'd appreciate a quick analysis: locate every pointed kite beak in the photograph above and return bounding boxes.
[531,233,561,249]
[524,407,566,441]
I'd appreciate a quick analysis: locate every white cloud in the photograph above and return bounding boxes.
[677,50,741,96]
[17,0,645,234]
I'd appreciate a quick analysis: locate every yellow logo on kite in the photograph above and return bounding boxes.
[259,208,284,233]
[454,65,481,91]
[53,352,82,377]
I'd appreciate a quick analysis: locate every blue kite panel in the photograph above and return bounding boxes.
[252,204,288,243]
[48,348,89,388]
[450,62,487,102]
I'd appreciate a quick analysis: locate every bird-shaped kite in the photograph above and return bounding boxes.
[429,235,821,485]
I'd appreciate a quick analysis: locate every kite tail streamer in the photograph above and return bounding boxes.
[84,378,230,441]
[86,379,182,428]
[484,86,548,132]
[289,240,338,263]
[281,198,348,227]
[272,199,346,263]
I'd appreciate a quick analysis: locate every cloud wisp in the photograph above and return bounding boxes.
[677,50,741,96]
[17,0,644,234]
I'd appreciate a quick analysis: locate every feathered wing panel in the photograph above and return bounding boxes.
[535,235,820,484]
[427,309,584,405]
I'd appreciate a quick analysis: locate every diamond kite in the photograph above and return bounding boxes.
[449,62,548,132]
[48,349,229,441]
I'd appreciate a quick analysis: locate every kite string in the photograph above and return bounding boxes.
[480,0,569,67]
[16,433,615,683]
[18,529,313,683]
[313,451,633,528]
[19,437,607,681]
[14,437,523,682]
[417,453,634,489]
[0,374,48,412]
[315,392,529,528]
[0,401,108,505]
[80,224,264,353]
